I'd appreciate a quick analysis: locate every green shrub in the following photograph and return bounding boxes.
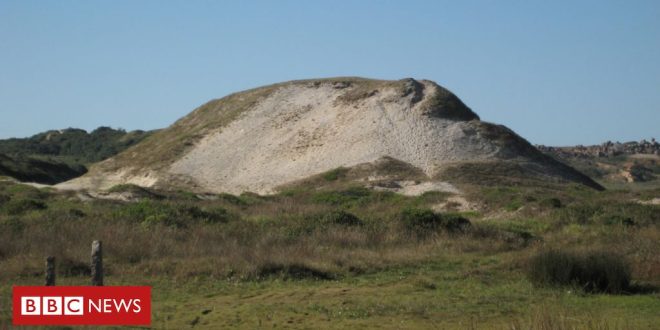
[174,190,198,200]
[505,199,523,211]
[115,200,165,222]
[107,184,142,193]
[311,187,373,206]
[218,193,248,206]
[557,202,658,226]
[317,210,363,227]
[254,262,336,280]
[468,223,538,248]
[598,203,658,226]
[439,214,472,232]
[399,208,471,236]
[107,184,161,199]
[142,213,183,228]
[600,215,635,226]
[540,197,562,209]
[67,208,86,218]
[5,184,47,200]
[3,198,47,215]
[557,204,601,224]
[285,210,364,238]
[477,219,547,247]
[238,192,267,205]
[116,200,233,227]
[179,205,231,224]
[321,167,348,181]
[527,249,631,294]
[0,193,9,206]
[0,216,25,232]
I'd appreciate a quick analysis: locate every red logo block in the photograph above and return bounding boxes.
[13,286,151,326]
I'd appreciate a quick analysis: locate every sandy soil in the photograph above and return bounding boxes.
[168,81,499,194]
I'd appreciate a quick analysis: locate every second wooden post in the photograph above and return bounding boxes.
[91,240,103,286]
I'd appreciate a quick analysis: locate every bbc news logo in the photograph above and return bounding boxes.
[21,296,85,315]
[13,286,150,326]
[21,296,142,315]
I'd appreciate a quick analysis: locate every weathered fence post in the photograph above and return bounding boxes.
[91,240,103,286]
[45,256,55,286]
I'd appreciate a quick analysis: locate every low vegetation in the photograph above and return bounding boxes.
[0,178,658,328]
[527,249,631,294]
[399,207,471,236]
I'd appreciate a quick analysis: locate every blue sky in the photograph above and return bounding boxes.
[1,1,658,145]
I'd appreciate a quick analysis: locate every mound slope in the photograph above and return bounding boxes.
[58,77,602,193]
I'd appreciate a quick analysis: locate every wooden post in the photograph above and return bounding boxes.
[91,240,103,286]
[45,256,55,286]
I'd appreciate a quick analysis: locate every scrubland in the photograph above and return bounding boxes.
[0,174,658,329]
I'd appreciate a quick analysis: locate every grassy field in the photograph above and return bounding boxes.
[0,176,658,329]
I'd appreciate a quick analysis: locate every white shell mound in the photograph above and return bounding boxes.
[170,81,495,194]
[58,77,602,194]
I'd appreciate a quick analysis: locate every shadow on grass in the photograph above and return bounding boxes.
[626,282,658,295]
[255,262,336,281]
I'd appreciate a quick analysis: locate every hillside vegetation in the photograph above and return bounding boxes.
[0,127,152,184]
[0,153,86,185]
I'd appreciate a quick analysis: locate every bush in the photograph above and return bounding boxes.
[116,200,232,228]
[399,208,471,236]
[107,184,162,199]
[557,202,658,226]
[192,206,232,224]
[557,204,601,224]
[321,167,349,181]
[5,184,47,200]
[600,215,635,226]
[0,193,9,206]
[107,184,143,193]
[255,262,335,280]
[286,210,364,238]
[312,187,373,206]
[218,193,248,206]
[68,208,86,218]
[115,200,168,222]
[3,198,47,215]
[540,197,562,209]
[504,200,523,211]
[441,214,473,232]
[142,213,183,228]
[527,249,631,294]
[0,216,25,232]
[317,210,363,226]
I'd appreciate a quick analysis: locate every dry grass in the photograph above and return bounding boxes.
[1,179,658,327]
[2,178,658,285]
[511,305,628,330]
[0,208,518,282]
[526,249,631,293]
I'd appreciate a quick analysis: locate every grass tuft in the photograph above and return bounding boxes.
[527,249,631,294]
[399,207,471,236]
